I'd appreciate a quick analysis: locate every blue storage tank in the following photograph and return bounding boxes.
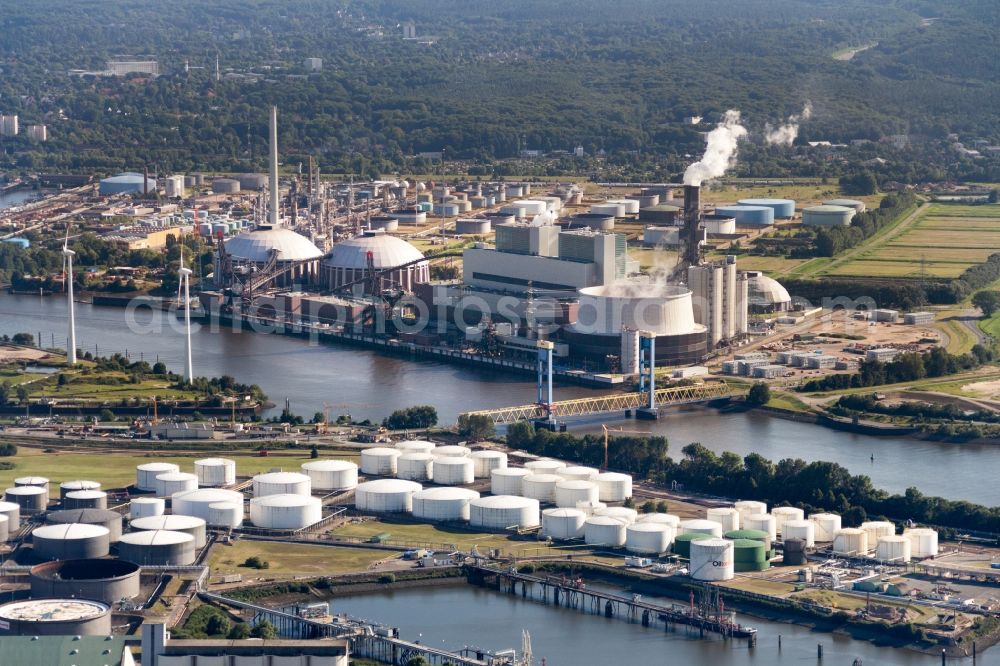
[715,205,775,226]
[434,203,460,216]
[738,198,795,219]
[2,237,30,249]
[418,201,433,212]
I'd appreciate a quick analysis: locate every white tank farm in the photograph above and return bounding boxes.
[0,515,8,542]
[31,523,110,560]
[434,445,471,458]
[0,501,21,531]
[832,528,869,556]
[5,486,47,512]
[679,519,723,537]
[395,440,437,454]
[63,490,107,510]
[14,476,49,489]
[904,528,939,558]
[171,488,245,526]
[250,494,322,530]
[809,513,842,542]
[771,506,805,535]
[626,523,674,554]
[523,460,566,474]
[595,472,632,502]
[136,463,180,492]
[301,460,358,491]
[131,514,207,548]
[208,502,244,528]
[575,500,606,515]
[470,496,539,530]
[743,513,777,541]
[541,508,586,540]
[355,479,422,513]
[521,474,563,503]
[194,458,237,486]
[252,472,311,497]
[554,480,599,508]
[594,506,638,525]
[118,530,196,566]
[397,453,435,481]
[690,538,735,581]
[557,466,598,482]
[412,488,480,522]
[706,507,740,532]
[469,450,507,478]
[491,468,531,495]
[361,448,401,476]
[154,472,198,496]
[876,535,912,562]
[432,457,474,486]
[782,519,816,548]
[637,513,680,528]
[734,500,767,524]
[59,480,100,500]
[584,516,627,547]
[860,520,895,544]
[130,497,165,519]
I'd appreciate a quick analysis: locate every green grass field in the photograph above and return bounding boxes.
[209,541,392,576]
[330,518,552,556]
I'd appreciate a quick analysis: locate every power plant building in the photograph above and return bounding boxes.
[219,224,324,288]
[687,256,749,347]
[322,229,430,294]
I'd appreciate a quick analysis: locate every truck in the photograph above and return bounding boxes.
[625,557,652,568]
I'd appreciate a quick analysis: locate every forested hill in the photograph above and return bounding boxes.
[0,0,996,179]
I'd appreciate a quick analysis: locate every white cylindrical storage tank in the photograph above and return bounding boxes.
[595,472,632,502]
[690,538,735,581]
[520,474,562,503]
[131,515,207,548]
[523,460,566,474]
[557,466,598,482]
[412,488,480,522]
[706,507,740,532]
[584,516,626,547]
[130,497,165,519]
[591,202,626,217]
[5,486,47,512]
[554,480,599,509]
[118,530,196,566]
[0,501,21,531]
[432,457,474,486]
[876,535,912,562]
[59,480,100,500]
[171,488,244,525]
[136,463,179,492]
[252,472,311,497]
[607,199,640,215]
[809,513,842,542]
[832,528,869,556]
[626,523,674,554]
[394,440,436,454]
[63,490,107,510]
[470,496,539,530]
[0,515,8,543]
[743,513,777,541]
[301,460,358,491]
[433,445,471,458]
[637,513,680,528]
[678,519,723,537]
[860,521,895,544]
[541,508,586,540]
[904,528,939,558]
[782,519,816,548]
[14,476,49,490]
[734,500,767,524]
[469,451,507,478]
[397,453,435,482]
[594,506,638,525]
[771,506,805,536]
[360,448,401,476]
[154,472,198,497]
[207,502,243,529]
[355,479,422,513]
[31,524,110,560]
[250,494,322,530]
[194,458,236,487]
[491,468,530,496]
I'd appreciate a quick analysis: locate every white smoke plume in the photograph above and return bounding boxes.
[764,102,813,147]
[683,110,748,186]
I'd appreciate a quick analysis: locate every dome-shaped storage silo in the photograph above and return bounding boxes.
[743,513,777,541]
[734,500,768,524]
[154,472,198,497]
[59,480,100,500]
[594,472,632,502]
[131,514,207,548]
[171,488,244,525]
[63,490,107,510]
[355,479,422,513]
[469,451,507,478]
[394,440,436,454]
[470,495,539,530]
[130,497,164,520]
[706,507,740,532]
[207,502,244,529]
[594,506,638,525]
[673,532,712,558]
[301,460,358,491]
[412,487,480,522]
[46,508,123,543]
[557,466,598,482]
[832,528,869,556]
[783,538,807,565]
[737,198,795,219]
[690,538,735,581]
[194,458,237,487]
[360,448,402,476]
[903,528,939,558]
[14,476,49,490]
[250,494,322,530]
[554,480,599,508]
[860,521,895,544]
[252,472,311,497]
[118,530,195,566]
[397,452,435,482]
[432,457,474,486]
[136,463,180,492]
[731,538,769,572]
[876,535,912,562]
[0,501,21,531]
[541,508,586,540]
[679,519,723,537]
[781,520,815,548]
[626,523,674,554]
[521,474,562,503]
[523,459,566,474]
[809,513,842,542]
[433,445,471,458]
[31,523,110,560]
[491,468,530,496]
[584,516,627,547]
[771,506,805,536]
[5,486,47,512]
[637,513,680,528]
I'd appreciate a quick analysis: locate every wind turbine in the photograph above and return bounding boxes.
[62,224,77,365]
[179,245,194,382]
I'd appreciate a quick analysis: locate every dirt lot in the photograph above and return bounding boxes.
[0,345,52,362]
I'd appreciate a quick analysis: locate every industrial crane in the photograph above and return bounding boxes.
[600,424,650,471]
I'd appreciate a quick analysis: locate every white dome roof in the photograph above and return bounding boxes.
[749,274,791,305]
[226,225,324,263]
[324,230,426,270]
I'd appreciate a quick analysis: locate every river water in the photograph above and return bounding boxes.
[0,188,49,209]
[1,292,998,506]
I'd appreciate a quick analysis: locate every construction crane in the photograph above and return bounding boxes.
[600,424,649,471]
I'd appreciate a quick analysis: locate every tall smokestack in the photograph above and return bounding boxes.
[307,156,313,197]
[268,105,279,226]
[684,185,702,267]
[143,166,149,197]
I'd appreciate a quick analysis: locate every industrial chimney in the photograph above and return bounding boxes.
[683,185,703,267]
